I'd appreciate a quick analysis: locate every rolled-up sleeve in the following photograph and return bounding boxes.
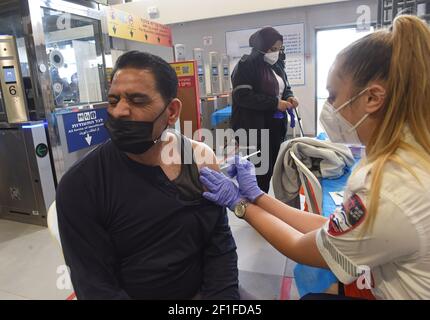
[316,192,419,285]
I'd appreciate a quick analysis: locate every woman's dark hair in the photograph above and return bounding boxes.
[111,51,178,103]
[248,27,283,96]
[249,27,283,52]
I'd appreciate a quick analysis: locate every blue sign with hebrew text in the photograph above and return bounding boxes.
[62,108,109,153]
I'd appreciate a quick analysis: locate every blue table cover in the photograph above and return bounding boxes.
[293,152,359,297]
[211,105,232,127]
[293,167,352,297]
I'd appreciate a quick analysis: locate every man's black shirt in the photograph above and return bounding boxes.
[56,140,239,299]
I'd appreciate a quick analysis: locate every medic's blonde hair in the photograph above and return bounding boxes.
[337,15,430,234]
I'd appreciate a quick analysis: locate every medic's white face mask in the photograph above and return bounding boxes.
[264,51,279,65]
[319,88,370,145]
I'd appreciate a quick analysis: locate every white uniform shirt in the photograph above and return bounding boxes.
[316,127,430,299]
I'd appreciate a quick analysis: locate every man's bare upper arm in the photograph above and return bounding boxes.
[191,140,220,172]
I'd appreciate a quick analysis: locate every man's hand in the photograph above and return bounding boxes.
[200,167,242,210]
[287,96,299,108]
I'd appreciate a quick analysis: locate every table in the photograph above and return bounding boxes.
[211,105,231,127]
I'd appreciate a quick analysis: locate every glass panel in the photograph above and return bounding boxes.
[417,3,427,16]
[41,7,105,109]
[316,27,374,134]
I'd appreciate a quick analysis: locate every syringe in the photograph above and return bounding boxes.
[220,150,261,170]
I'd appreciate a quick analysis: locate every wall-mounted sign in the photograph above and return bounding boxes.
[170,61,201,140]
[107,7,173,47]
[226,23,305,86]
[62,108,109,153]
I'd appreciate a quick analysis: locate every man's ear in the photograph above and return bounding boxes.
[364,84,386,114]
[166,98,182,126]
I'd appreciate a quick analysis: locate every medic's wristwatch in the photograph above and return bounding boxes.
[234,199,249,219]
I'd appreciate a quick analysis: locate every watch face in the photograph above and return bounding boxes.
[235,203,246,218]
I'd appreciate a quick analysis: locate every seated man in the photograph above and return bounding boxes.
[56,51,239,300]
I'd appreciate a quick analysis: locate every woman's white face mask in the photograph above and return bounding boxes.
[264,51,279,65]
[319,88,370,144]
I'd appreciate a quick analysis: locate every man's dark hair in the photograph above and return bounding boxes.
[111,51,178,103]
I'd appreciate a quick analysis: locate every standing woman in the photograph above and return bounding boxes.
[200,16,430,299]
[231,27,299,193]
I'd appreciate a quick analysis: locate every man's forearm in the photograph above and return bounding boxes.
[254,194,328,233]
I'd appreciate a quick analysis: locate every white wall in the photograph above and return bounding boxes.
[112,0,377,135]
[113,0,351,24]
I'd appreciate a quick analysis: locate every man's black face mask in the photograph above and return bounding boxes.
[104,103,169,155]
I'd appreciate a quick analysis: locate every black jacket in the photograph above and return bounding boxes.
[231,54,294,132]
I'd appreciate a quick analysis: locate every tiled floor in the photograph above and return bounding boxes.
[0,219,73,300]
[228,210,300,300]
[0,186,298,300]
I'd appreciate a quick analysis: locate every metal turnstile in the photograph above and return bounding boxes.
[0,122,55,226]
[193,48,206,97]
[200,96,218,130]
[216,93,230,110]
[0,0,109,226]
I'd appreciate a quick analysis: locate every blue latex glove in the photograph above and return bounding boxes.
[287,108,296,128]
[226,155,264,203]
[199,167,242,210]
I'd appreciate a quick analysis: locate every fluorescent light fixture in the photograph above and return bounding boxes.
[22,122,47,129]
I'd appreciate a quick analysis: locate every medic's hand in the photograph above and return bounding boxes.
[200,167,242,210]
[227,156,264,203]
